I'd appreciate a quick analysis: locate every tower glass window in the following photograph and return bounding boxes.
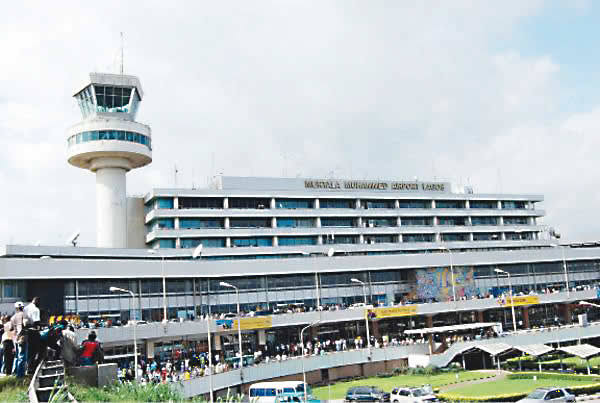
[94,85,133,113]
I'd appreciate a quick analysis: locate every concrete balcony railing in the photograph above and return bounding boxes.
[178,344,430,398]
[78,289,597,347]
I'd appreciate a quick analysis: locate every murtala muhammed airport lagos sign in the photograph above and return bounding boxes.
[304,179,447,192]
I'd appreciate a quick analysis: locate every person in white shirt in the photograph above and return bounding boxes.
[24,297,41,327]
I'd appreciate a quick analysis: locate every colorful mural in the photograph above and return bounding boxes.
[415,266,478,301]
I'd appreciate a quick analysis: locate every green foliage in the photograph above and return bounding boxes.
[438,372,600,402]
[0,376,29,402]
[69,381,184,402]
[312,371,491,400]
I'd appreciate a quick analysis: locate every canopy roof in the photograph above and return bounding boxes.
[404,322,500,335]
[559,344,600,359]
[514,344,555,357]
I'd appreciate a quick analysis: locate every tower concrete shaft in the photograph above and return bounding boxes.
[67,73,152,248]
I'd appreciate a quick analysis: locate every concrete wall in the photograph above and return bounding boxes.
[127,197,147,249]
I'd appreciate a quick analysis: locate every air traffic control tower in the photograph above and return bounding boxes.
[67,73,152,248]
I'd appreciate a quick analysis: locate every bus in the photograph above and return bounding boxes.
[248,381,309,402]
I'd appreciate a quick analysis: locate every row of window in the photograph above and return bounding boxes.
[151,216,532,230]
[154,231,535,248]
[67,130,152,150]
[153,197,532,210]
[66,260,598,297]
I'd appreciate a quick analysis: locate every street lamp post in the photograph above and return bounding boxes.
[191,244,213,402]
[494,269,517,332]
[220,282,243,372]
[351,278,371,350]
[110,286,138,381]
[148,249,168,322]
[440,246,456,302]
[300,320,321,403]
[550,243,569,295]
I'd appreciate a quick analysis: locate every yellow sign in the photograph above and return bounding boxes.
[368,305,418,319]
[498,295,540,307]
[233,316,273,330]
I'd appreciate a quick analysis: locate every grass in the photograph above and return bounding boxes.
[446,377,593,398]
[0,376,30,402]
[508,354,600,371]
[312,371,492,400]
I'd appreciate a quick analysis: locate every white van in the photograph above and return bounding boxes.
[248,381,308,403]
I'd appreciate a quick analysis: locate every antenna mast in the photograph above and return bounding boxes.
[120,32,124,75]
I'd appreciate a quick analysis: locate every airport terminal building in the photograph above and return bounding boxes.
[3,71,600,365]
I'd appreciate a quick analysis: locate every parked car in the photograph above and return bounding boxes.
[274,392,320,403]
[345,386,389,402]
[390,386,438,402]
[517,388,575,402]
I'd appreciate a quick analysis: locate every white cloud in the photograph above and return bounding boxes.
[1,1,599,245]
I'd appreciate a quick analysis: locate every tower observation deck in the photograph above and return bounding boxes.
[67,73,152,248]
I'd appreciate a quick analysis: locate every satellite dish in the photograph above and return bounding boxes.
[67,231,80,247]
[192,244,203,259]
[326,248,335,257]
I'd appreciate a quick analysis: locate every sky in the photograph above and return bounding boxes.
[1,0,600,246]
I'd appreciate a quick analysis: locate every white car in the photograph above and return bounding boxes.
[517,388,575,402]
[390,386,438,402]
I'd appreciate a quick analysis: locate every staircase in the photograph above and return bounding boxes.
[29,360,66,402]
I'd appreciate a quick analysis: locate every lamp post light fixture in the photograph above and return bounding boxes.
[147,249,168,322]
[220,281,243,371]
[109,286,138,381]
[494,268,517,332]
[351,278,371,350]
[300,320,321,402]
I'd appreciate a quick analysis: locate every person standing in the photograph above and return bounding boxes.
[79,331,103,366]
[10,302,27,377]
[2,315,15,375]
[25,297,41,374]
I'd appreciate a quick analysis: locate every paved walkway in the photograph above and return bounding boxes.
[438,370,510,392]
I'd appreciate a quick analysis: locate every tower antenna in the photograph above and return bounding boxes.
[120,32,124,75]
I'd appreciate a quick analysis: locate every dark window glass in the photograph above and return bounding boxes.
[179,197,223,209]
[470,200,497,209]
[230,218,271,228]
[320,199,354,209]
[276,199,312,209]
[321,217,354,227]
[399,200,430,209]
[436,200,465,209]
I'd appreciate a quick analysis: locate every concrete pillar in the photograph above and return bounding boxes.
[499,216,504,226]
[465,200,470,209]
[398,234,403,243]
[175,238,181,249]
[258,330,267,346]
[497,200,502,209]
[224,217,230,229]
[314,199,320,209]
[174,217,180,229]
[359,234,364,244]
[522,307,530,329]
[273,236,278,247]
[426,315,433,328]
[317,235,323,245]
[223,197,229,209]
[146,340,155,359]
[356,199,361,209]
[394,200,400,209]
[270,198,276,209]
[271,217,277,228]
[94,161,129,248]
[396,217,401,227]
[226,237,231,247]
[213,334,222,353]
[173,197,179,209]
[477,311,484,322]
[357,217,363,228]
[372,321,381,339]
[431,200,436,209]
[315,217,321,228]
